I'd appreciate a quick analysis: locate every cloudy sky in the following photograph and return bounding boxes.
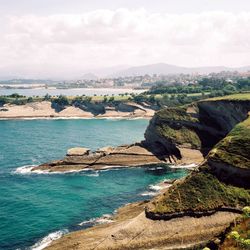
[1,0,250,78]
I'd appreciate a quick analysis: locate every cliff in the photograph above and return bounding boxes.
[44,93,250,250]
[144,94,250,159]
[145,94,250,219]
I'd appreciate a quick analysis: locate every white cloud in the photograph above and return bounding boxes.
[1,9,250,78]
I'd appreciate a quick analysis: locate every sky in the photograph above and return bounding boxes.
[1,0,250,78]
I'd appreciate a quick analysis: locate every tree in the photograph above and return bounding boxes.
[108,96,115,102]
[27,97,33,103]
[44,93,51,101]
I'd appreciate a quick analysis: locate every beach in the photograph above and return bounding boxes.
[0,101,155,119]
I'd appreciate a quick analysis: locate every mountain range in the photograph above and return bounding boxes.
[109,63,250,77]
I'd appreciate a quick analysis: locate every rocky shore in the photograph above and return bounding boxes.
[32,143,203,173]
[39,93,250,249]
[46,193,239,250]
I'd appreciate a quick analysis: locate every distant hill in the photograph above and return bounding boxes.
[112,63,250,77]
[81,73,98,80]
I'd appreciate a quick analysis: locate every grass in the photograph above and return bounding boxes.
[147,94,250,216]
[154,92,211,100]
[0,95,132,104]
[208,117,250,169]
[153,106,201,148]
[203,92,250,102]
[156,106,198,122]
[157,125,201,149]
[149,170,250,214]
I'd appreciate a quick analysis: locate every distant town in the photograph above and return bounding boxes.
[1,70,250,90]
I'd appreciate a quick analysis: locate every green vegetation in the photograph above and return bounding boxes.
[205,93,250,102]
[148,77,250,96]
[0,93,132,107]
[157,125,201,149]
[152,107,201,149]
[219,208,250,249]
[209,117,250,169]
[147,95,250,216]
[144,76,250,107]
[156,106,198,122]
[150,170,250,214]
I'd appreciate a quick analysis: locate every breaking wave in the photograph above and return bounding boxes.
[30,229,68,250]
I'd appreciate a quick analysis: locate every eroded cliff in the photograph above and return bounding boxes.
[145,94,250,220]
[44,93,250,250]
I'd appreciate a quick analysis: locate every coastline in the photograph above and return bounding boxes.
[0,101,155,120]
[14,163,197,175]
[30,177,179,250]
[42,175,239,250]
[0,116,152,120]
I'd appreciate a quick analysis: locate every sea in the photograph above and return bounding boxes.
[0,118,187,250]
[0,88,145,97]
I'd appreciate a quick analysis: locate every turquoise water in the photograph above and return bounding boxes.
[0,119,187,250]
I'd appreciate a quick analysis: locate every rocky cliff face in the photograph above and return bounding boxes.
[144,96,250,160]
[145,94,250,219]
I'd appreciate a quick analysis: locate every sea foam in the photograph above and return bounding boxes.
[169,163,197,169]
[13,165,37,174]
[78,214,113,226]
[13,165,97,175]
[30,229,68,250]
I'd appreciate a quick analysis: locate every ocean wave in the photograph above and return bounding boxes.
[170,163,197,169]
[84,171,99,177]
[149,184,164,191]
[13,165,38,174]
[78,214,113,226]
[13,165,99,175]
[30,229,68,250]
[146,166,165,171]
[13,165,129,175]
[100,165,131,171]
[140,191,157,196]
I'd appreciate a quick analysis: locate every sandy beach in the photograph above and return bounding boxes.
[0,101,155,119]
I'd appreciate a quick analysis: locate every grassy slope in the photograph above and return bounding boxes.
[149,170,250,214]
[205,93,250,101]
[154,107,201,149]
[208,117,250,169]
[147,95,250,215]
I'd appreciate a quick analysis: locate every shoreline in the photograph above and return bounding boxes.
[0,101,156,120]
[0,115,152,121]
[42,173,240,250]
[14,163,196,175]
[30,177,178,250]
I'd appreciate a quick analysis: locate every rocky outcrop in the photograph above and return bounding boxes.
[144,96,250,161]
[33,144,165,172]
[198,99,250,134]
[66,147,90,156]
